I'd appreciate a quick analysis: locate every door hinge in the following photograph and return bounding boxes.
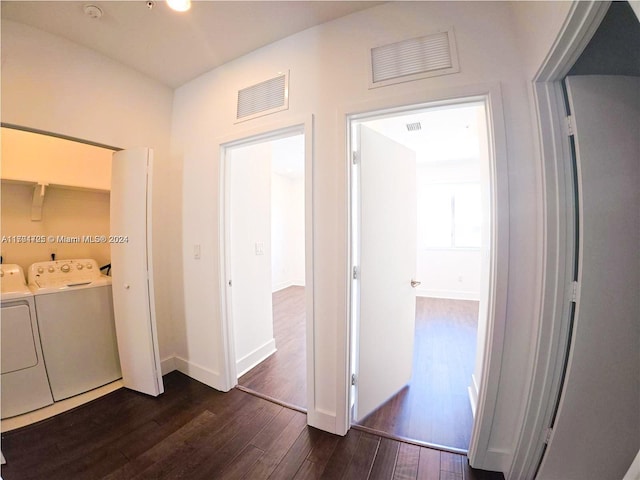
[352,266,359,280]
[352,151,359,165]
[544,427,553,444]
[351,373,357,386]
[566,115,574,136]
[570,281,579,303]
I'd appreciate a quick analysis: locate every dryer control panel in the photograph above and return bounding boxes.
[28,259,102,288]
[0,264,28,294]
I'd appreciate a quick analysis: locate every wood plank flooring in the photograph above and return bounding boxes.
[355,297,479,451]
[0,371,504,480]
[239,289,479,451]
[239,286,307,408]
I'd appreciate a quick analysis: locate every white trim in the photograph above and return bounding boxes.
[508,2,611,479]
[468,373,480,417]
[173,355,228,391]
[217,113,316,418]
[272,280,305,293]
[307,408,337,433]
[340,83,509,458]
[160,355,177,375]
[416,289,480,301]
[236,339,277,378]
[484,448,512,473]
[466,84,510,470]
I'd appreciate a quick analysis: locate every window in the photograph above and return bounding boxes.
[420,183,482,248]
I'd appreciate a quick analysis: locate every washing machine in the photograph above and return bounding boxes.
[1,264,54,419]
[28,259,121,401]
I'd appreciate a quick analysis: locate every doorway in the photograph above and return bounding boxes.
[222,128,308,409]
[349,99,494,451]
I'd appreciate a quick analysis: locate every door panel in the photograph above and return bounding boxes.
[111,148,164,397]
[356,125,417,421]
[538,76,639,479]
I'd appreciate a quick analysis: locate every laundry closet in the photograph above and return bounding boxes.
[0,126,162,422]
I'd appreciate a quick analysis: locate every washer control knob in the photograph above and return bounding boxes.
[77,264,83,270]
[38,267,44,274]
[48,266,55,273]
[86,263,93,269]
[61,264,71,273]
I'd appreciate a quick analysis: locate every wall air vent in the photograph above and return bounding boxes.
[236,72,289,123]
[369,29,459,89]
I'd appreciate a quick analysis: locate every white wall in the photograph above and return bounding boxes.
[1,20,179,365]
[510,1,574,78]
[415,162,482,300]
[1,183,111,272]
[416,250,481,300]
[271,172,305,291]
[229,142,275,376]
[173,1,542,472]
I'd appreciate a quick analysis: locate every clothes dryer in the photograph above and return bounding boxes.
[1,264,54,418]
[28,259,121,401]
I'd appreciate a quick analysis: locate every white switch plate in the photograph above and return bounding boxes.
[255,242,265,255]
[194,244,201,259]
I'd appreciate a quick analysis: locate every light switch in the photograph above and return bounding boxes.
[194,244,201,260]
[255,242,265,255]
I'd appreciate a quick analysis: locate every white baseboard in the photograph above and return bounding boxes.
[236,339,277,377]
[172,355,227,391]
[484,448,512,475]
[272,280,293,292]
[307,407,338,434]
[272,280,306,293]
[160,355,177,375]
[416,288,480,301]
[468,373,479,417]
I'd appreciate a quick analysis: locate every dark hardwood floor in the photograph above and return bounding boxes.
[0,371,503,480]
[356,297,479,451]
[239,286,307,408]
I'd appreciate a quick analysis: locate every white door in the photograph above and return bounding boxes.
[111,148,164,397]
[355,125,417,422]
[538,76,639,479]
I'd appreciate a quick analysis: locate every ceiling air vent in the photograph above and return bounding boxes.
[369,29,459,88]
[236,72,289,122]
[406,122,422,132]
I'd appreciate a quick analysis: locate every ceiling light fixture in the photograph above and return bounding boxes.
[166,0,191,12]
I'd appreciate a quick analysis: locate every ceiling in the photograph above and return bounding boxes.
[1,1,381,88]
[364,102,485,164]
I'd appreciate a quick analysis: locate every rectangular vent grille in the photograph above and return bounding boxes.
[370,29,458,88]
[236,72,288,122]
[406,122,422,132]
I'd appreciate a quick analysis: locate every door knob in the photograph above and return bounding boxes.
[411,280,421,288]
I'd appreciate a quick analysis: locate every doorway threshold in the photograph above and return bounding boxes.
[236,384,468,456]
[351,423,468,456]
[234,385,307,414]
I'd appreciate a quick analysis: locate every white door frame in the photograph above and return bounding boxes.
[218,114,315,410]
[508,2,611,478]
[343,84,510,462]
